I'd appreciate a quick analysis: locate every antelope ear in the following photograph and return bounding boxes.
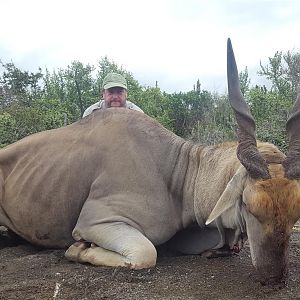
[206,166,247,225]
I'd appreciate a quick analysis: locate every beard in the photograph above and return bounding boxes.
[107,100,126,108]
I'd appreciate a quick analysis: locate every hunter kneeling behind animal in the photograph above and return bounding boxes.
[83,72,143,117]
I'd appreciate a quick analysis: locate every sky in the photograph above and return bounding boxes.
[1,0,300,94]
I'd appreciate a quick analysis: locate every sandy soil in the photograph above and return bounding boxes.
[0,224,299,300]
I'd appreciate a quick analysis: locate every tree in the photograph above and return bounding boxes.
[0,60,43,106]
[168,88,215,138]
[138,87,174,131]
[0,112,17,147]
[256,49,300,149]
[246,86,292,151]
[189,92,236,144]
[259,51,296,98]
[284,50,300,92]
[239,67,250,96]
[64,61,96,118]
[43,68,67,103]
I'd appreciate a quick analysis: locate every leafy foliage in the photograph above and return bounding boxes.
[0,47,299,150]
[0,112,17,147]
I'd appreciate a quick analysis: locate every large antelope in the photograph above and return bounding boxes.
[0,39,299,286]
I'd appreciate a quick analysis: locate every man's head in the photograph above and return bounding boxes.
[102,73,128,108]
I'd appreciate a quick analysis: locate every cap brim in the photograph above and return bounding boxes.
[103,83,127,90]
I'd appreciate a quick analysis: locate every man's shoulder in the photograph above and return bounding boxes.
[82,101,103,117]
[126,101,144,113]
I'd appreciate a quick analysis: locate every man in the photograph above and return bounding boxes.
[82,72,143,117]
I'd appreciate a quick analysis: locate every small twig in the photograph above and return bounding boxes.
[53,282,61,299]
[112,267,121,278]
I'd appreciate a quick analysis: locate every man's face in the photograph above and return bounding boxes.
[103,87,127,108]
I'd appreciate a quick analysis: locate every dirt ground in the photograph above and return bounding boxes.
[0,224,299,300]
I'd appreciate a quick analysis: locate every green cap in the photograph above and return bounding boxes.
[102,72,128,90]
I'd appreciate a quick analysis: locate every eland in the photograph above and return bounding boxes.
[0,39,299,286]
